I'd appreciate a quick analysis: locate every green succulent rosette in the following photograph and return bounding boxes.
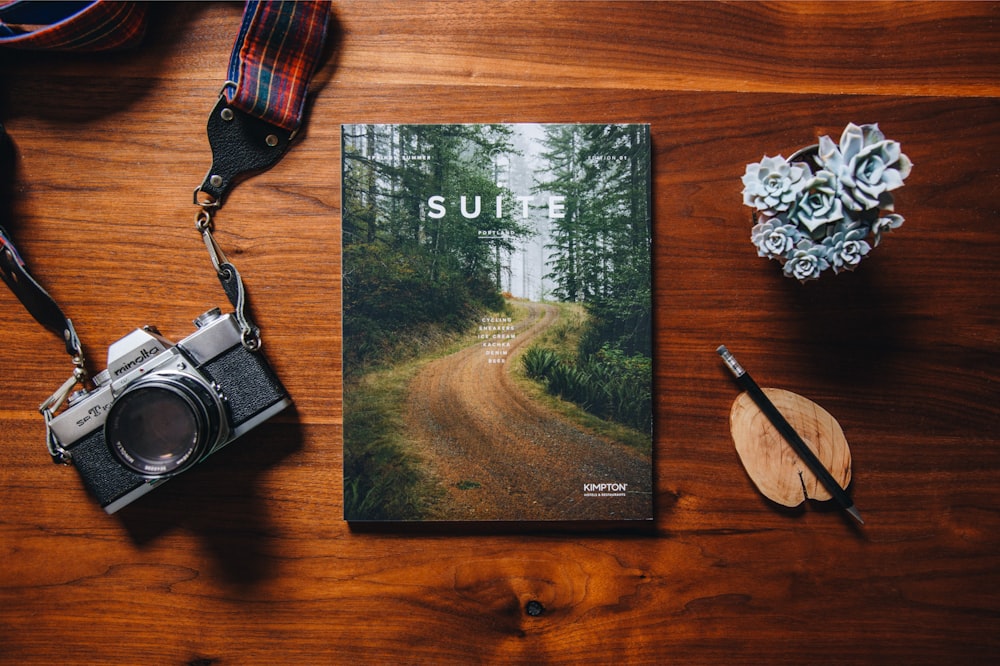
[742,123,912,282]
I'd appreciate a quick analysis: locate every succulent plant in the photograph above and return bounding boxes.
[742,155,809,213]
[742,123,911,281]
[819,122,913,212]
[783,240,831,281]
[822,221,872,273]
[789,169,844,236]
[751,217,801,260]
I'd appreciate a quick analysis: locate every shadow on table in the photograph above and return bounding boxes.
[115,414,304,586]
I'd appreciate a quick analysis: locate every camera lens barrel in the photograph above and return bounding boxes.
[104,373,226,477]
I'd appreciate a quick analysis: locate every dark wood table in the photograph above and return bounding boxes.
[1,2,997,663]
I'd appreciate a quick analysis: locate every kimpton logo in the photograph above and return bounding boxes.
[583,482,628,497]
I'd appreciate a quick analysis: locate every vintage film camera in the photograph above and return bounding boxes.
[47,308,291,513]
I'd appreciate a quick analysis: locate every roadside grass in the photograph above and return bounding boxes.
[343,363,435,520]
[509,302,652,457]
[343,302,524,520]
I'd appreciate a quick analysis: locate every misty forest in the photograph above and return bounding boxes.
[342,123,652,431]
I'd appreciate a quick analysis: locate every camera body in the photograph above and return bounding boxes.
[47,308,291,514]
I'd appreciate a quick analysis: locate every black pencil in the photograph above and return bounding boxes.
[717,345,864,525]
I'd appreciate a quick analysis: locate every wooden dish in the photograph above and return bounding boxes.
[729,388,852,507]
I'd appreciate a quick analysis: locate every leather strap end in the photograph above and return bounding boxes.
[194,96,293,207]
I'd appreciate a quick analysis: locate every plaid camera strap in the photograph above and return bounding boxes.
[0,1,149,51]
[226,0,330,133]
[195,1,329,351]
[196,0,330,204]
[1,0,330,366]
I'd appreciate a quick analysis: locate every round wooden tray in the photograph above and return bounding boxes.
[728,388,852,507]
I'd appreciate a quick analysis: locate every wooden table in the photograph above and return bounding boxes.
[1,2,997,663]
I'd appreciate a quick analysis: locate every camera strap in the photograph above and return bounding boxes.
[0,1,149,51]
[1,1,330,462]
[0,0,149,370]
[0,220,84,359]
[1,124,87,402]
[193,0,330,351]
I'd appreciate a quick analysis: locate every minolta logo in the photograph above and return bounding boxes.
[113,345,161,377]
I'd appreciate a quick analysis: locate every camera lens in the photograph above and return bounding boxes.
[105,375,224,477]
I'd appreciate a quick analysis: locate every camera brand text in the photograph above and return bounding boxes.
[113,345,161,377]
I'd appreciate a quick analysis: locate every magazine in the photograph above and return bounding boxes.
[342,123,652,521]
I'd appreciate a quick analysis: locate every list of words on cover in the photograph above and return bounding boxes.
[479,317,515,364]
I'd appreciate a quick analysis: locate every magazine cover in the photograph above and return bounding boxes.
[342,123,652,521]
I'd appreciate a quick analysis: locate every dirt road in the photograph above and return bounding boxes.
[405,301,652,520]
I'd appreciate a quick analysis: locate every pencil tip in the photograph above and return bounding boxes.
[716,344,728,355]
[846,505,865,525]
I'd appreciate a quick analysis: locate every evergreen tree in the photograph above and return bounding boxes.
[341,124,526,370]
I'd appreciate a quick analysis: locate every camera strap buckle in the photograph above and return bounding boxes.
[187,1,330,354]
[39,364,87,464]
[195,208,261,351]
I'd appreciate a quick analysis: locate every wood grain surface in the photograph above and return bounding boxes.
[1,2,998,663]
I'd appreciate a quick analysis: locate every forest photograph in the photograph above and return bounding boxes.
[342,123,653,521]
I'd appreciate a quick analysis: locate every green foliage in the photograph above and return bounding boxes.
[527,124,653,432]
[343,241,502,370]
[342,124,525,372]
[579,280,652,359]
[585,344,653,433]
[521,346,559,381]
[534,124,651,308]
[343,375,434,520]
[522,341,652,434]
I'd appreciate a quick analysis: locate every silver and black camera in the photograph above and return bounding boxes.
[47,308,291,514]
